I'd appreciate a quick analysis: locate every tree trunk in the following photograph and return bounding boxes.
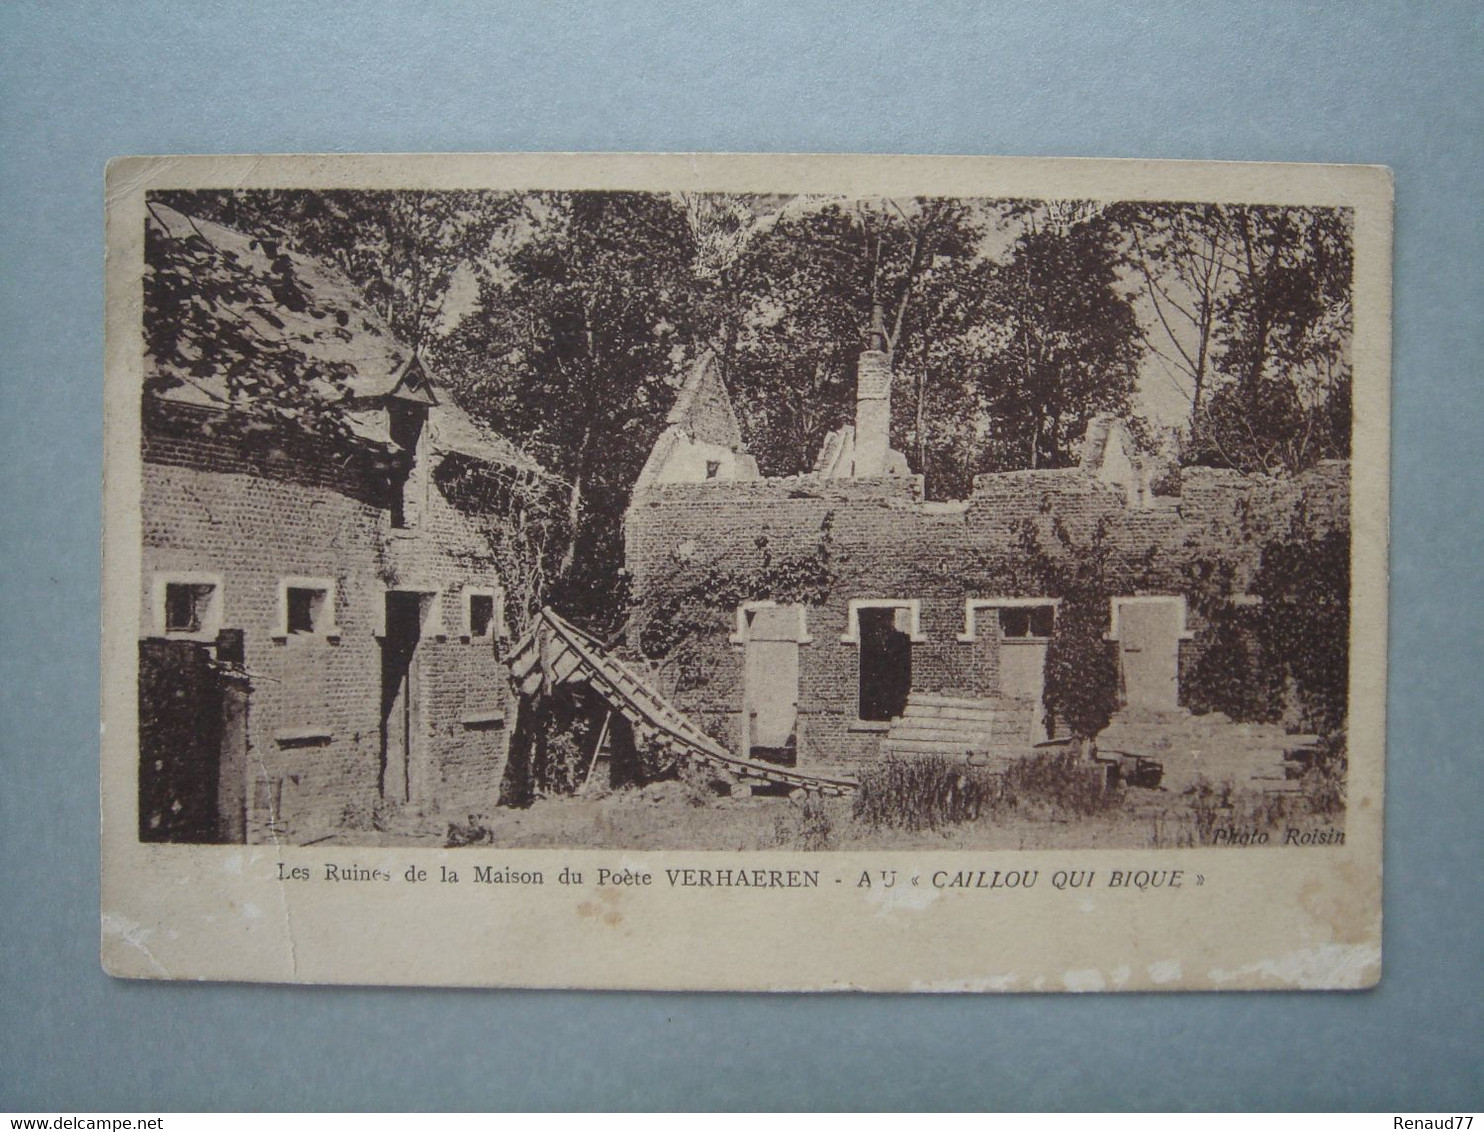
[915,324,930,473]
[556,422,592,578]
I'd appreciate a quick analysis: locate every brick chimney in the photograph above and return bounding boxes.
[854,305,891,476]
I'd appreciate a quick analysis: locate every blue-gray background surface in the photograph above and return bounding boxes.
[2,0,1479,1112]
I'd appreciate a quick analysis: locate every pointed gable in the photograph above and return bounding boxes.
[386,355,438,406]
[1080,414,1150,507]
[667,352,744,451]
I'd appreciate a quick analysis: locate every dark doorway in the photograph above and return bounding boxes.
[858,606,912,722]
[380,592,423,803]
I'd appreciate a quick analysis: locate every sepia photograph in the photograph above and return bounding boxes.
[135,184,1356,854]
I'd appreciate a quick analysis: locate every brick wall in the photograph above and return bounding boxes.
[625,461,1350,771]
[141,421,512,843]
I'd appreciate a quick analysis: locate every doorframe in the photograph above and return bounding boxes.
[730,599,812,646]
[1106,595,1195,712]
[840,598,926,644]
[734,601,808,760]
[377,587,443,806]
[373,586,446,640]
[845,599,921,726]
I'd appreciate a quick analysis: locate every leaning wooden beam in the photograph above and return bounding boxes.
[507,607,858,795]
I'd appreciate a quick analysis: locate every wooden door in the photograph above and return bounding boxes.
[743,605,801,763]
[1116,598,1183,711]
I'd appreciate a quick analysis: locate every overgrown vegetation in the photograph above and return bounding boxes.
[1184,518,1350,736]
[497,692,604,808]
[1006,517,1123,751]
[632,512,840,690]
[853,756,1000,832]
[433,454,570,635]
[999,751,1121,819]
[1043,599,1120,753]
[769,796,839,850]
[851,751,1120,834]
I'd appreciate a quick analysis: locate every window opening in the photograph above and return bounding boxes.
[286,587,325,634]
[468,593,495,638]
[999,604,1055,639]
[388,403,427,530]
[164,582,214,634]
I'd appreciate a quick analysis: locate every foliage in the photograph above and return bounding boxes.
[853,750,1118,833]
[999,751,1121,818]
[1180,769,1344,847]
[146,190,1354,640]
[677,759,731,807]
[1112,201,1352,474]
[498,692,602,808]
[153,188,519,350]
[433,455,570,635]
[975,209,1142,471]
[436,191,702,631]
[633,512,839,685]
[1109,201,1233,428]
[143,200,360,441]
[1012,517,1122,743]
[769,796,839,850]
[1043,598,1120,746]
[1182,513,1349,735]
[1251,525,1350,734]
[1300,732,1347,816]
[1184,604,1284,723]
[853,755,999,831]
[707,197,989,487]
[1192,207,1352,473]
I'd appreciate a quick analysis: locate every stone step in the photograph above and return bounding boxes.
[899,718,1027,738]
[881,738,1024,760]
[887,725,1000,746]
[903,704,1029,724]
[911,692,1033,711]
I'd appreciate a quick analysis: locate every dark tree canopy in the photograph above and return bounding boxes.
[433,191,701,627]
[145,189,1354,628]
[975,210,1142,472]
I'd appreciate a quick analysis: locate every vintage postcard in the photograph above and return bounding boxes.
[101,153,1390,990]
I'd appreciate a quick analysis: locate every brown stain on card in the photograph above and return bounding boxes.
[577,887,624,928]
[1299,857,1373,946]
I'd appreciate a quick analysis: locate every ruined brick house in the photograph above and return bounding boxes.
[625,344,1349,785]
[138,204,540,843]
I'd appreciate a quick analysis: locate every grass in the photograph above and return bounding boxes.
[325,748,1345,852]
[852,755,999,831]
[851,751,1121,834]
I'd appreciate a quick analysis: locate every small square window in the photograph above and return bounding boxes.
[469,593,495,638]
[164,582,213,633]
[154,575,222,639]
[285,586,328,634]
[705,460,722,480]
